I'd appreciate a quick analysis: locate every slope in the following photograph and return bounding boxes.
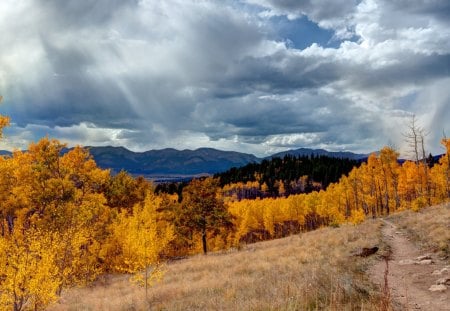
[48,204,449,311]
[49,220,384,310]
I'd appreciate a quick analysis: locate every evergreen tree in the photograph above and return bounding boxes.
[180,177,233,254]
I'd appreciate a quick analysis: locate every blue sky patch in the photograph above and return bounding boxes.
[270,15,339,49]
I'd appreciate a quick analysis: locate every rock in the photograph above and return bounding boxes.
[429,284,447,292]
[352,246,379,257]
[417,259,433,265]
[416,254,432,261]
[436,277,450,285]
[360,247,379,257]
[433,267,450,275]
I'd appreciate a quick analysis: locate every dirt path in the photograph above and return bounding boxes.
[370,219,449,310]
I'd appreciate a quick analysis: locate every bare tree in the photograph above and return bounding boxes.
[402,115,430,203]
[403,115,424,163]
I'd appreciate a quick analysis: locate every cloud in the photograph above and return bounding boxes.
[0,0,449,158]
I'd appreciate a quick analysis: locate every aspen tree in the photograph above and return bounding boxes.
[0,96,10,138]
[105,192,174,297]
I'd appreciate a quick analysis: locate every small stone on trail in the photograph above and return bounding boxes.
[428,284,447,292]
[432,269,443,275]
[436,277,450,285]
[417,259,433,265]
[416,254,432,261]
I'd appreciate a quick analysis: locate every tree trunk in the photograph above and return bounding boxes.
[202,230,207,255]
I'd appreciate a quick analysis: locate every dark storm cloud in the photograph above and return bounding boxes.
[341,53,450,93]
[222,53,341,93]
[10,37,140,129]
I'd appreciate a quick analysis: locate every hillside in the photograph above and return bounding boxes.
[47,204,450,310]
[49,219,385,310]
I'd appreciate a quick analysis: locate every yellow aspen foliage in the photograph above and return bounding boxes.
[430,138,450,202]
[0,96,10,138]
[0,223,60,311]
[398,161,416,208]
[286,194,307,225]
[0,122,177,307]
[349,208,366,225]
[105,192,174,280]
[0,138,113,304]
[0,115,9,138]
[260,182,269,194]
[262,198,276,235]
[411,196,428,212]
[320,186,345,225]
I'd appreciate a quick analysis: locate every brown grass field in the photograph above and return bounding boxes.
[48,204,449,310]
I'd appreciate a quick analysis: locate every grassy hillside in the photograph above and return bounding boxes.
[48,204,449,311]
[49,220,385,310]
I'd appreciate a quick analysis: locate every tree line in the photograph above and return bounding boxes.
[215,154,362,198]
[155,154,362,199]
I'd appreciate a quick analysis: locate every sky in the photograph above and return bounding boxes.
[1,0,449,157]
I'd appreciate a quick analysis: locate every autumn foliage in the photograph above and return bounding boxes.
[224,144,450,245]
[0,137,174,310]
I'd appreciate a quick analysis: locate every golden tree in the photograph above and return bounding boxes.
[105,192,174,297]
[0,138,112,307]
[430,138,450,202]
[0,221,60,311]
[0,96,10,138]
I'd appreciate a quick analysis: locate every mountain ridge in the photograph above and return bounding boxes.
[0,146,371,178]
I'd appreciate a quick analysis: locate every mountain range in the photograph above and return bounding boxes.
[0,146,368,180]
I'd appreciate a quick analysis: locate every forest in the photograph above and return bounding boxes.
[216,155,362,198]
[156,154,362,200]
[0,108,450,310]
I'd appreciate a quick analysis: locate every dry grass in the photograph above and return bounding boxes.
[387,203,450,259]
[48,220,385,311]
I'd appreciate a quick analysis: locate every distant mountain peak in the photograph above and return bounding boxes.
[268,148,368,160]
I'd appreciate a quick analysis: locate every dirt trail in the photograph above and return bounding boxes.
[370,219,449,310]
